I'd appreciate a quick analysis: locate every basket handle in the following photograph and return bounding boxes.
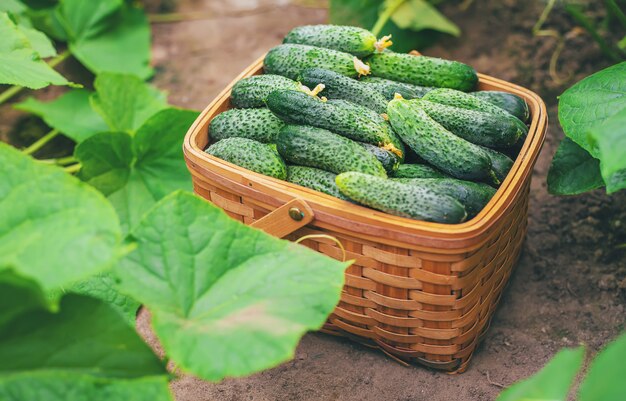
[250,198,314,238]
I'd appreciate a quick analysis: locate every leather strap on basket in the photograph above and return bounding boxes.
[250,199,314,238]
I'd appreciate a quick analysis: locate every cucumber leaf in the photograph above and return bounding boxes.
[388,0,460,37]
[17,23,57,57]
[0,293,172,401]
[558,62,626,158]
[497,347,585,401]
[90,73,168,134]
[0,143,122,297]
[55,0,122,40]
[75,108,199,232]
[15,89,109,143]
[0,12,69,89]
[116,191,349,381]
[0,270,49,327]
[0,0,27,13]
[578,332,626,401]
[547,137,605,195]
[588,108,626,194]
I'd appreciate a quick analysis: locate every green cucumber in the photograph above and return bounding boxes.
[391,178,496,217]
[266,90,404,159]
[283,25,377,57]
[360,143,400,173]
[480,146,514,184]
[387,98,494,181]
[276,125,386,177]
[209,108,284,143]
[367,51,478,92]
[417,99,523,148]
[472,90,530,122]
[286,165,348,200]
[206,137,287,179]
[300,68,388,113]
[231,74,302,108]
[335,172,467,223]
[392,164,448,179]
[359,76,433,100]
[264,44,360,81]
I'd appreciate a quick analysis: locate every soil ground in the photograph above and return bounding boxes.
[2,1,625,400]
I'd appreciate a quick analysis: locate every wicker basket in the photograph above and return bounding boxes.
[183,54,548,373]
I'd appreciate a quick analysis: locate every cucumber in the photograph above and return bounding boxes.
[206,137,287,179]
[264,44,361,81]
[266,89,404,158]
[417,100,523,148]
[423,88,529,135]
[387,98,494,181]
[276,125,386,177]
[209,108,284,143]
[367,51,478,92]
[231,74,302,108]
[360,143,400,173]
[480,146,514,184]
[299,68,388,113]
[472,90,530,122]
[391,178,496,217]
[359,76,433,100]
[392,164,448,179]
[286,165,349,200]
[335,172,467,223]
[283,25,377,57]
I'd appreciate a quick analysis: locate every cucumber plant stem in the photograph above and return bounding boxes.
[63,163,81,174]
[371,0,405,37]
[22,129,60,156]
[606,0,626,30]
[566,5,622,62]
[0,50,71,107]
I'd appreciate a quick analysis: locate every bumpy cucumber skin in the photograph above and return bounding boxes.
[359,76,433,100]
[206,137,287,179]
[360,143,400,173]
[391,178,496,217]
[276,125,387,177]
[286,165,349,200]
[209,108,284,143]
[472,91,530,122]
[387,99,493,181]
[283,25,377,57]
[266,90,404,159]
[264,44,358,81]
[480,146,514,184]
[392,163,448,179]
[231,75,301,108]
[336,172,467,223]
[300,68,388,113]
[367,52,478,92]
[418,100,523,148]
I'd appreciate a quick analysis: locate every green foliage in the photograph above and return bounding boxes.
[498,332,626,401]
[548,62,626,195]
[76,108,199,232]
[329,0,458,52]
[116,191,349,381]
[0,12,70,89]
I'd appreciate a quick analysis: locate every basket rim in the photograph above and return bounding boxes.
[183,53,547,241]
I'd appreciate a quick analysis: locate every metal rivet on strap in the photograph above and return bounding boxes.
[288,207,304,221]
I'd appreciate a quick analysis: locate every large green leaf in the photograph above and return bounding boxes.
[389,0,460,37]
[547,137,605,195]
[558,62,626,157]
[17,23,57,58]
[0,0,27,13]
[0,12,69,89]
[76,108,199,232]
[55,0,122,40]
[15,89,109,143]
[116,191,349,381]
[0,270,49,327]
[497,347,585,401]
[0,294,172,401]
[578,333,626,401]
[588,108,626,194]
[71,272,140,326]
[0,143,122,295]
[90,73,168,134]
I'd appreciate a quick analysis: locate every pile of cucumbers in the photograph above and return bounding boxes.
[206,25,530,224]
